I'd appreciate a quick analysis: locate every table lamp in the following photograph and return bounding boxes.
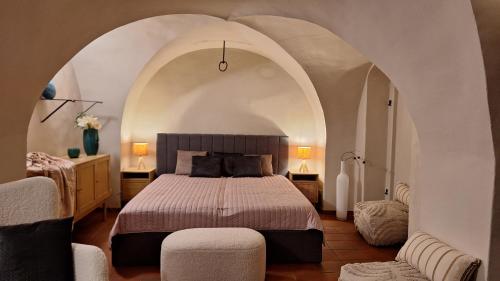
[132,142,148,170]
[297,146,312,173]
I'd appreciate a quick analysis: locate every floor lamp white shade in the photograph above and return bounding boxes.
[336,160,349,221]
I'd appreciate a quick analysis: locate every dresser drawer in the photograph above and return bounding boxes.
[294,181,319,203]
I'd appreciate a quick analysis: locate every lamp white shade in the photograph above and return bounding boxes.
[336,160,349,220]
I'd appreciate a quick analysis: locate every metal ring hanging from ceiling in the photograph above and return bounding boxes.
[218,40,228,72]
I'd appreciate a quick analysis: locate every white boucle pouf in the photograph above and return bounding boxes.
[161,228,266,281]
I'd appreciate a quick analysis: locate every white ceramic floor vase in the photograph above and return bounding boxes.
[336,160,349,221]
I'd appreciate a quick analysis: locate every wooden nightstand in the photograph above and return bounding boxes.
[288,172,319,204]
[121,168,156,203]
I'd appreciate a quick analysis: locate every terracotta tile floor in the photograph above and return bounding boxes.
[73,210,400,281]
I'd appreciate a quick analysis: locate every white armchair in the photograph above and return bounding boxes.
[0,176,109,281]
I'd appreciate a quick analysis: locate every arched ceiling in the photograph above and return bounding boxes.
[122,19,328,148]
[121,15,372,210]
[0,2,495,279]
[232,16,373,209]
[69,14,360,208]
[234,15,368,70]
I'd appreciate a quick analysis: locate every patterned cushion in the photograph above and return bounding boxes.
[354,200,408,246]
[339,261,429,281]
[396,232,481,281]
[394,183,410,206]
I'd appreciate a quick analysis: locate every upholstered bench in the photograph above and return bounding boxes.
[354,183,410,246]
[161,228,266,281]
[339,231,481,281]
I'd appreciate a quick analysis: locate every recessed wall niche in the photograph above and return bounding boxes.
[122,48,324,174]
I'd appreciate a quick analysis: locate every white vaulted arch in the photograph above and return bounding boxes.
[1,2,495,279]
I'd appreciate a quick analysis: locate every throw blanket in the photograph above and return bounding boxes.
[26,152,76,218]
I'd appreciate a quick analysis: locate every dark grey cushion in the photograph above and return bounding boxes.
[0,217,74,281]
[212,152,244,177]
[232,156,263,177]
[190,156,222,178]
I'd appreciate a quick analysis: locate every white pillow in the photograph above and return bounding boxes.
[394,182,410,205]
[396,231,480,281]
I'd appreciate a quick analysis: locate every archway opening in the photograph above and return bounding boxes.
[26,14,417,216]
[121,48,324,177]
[14,4,493,278]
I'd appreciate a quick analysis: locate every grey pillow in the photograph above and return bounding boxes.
[232,156,263,177]
[175,150,208,175]
[190,156,222,178]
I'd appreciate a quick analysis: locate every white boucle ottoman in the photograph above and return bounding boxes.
[161,228,266,281]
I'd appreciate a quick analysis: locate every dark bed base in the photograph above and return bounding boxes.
[112,229,323,266]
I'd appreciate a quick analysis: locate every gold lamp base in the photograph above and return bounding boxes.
[299,160,309,173]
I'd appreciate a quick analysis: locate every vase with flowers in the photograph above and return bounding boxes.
[76,113,102,156]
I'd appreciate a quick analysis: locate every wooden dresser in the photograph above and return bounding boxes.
[67,154,111,222]
[288,172,319,205]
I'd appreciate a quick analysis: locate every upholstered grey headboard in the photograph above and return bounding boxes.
[156,134,289,176]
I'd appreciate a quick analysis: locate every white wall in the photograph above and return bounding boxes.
[127,49,319,171]
[236,16,371,211]
[354,67,420,206]
[28,62,83,157]
[69,17,328,207]
[393,92,419,199]
[24,15,419,217]
[353,81,367,206]
[354,66,391,205]
[363,67,390,201]
[70,15,224,207]
[355,70,420,233]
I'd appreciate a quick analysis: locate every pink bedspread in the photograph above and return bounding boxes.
[110,174,322,240]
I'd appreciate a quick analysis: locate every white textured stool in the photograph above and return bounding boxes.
[161,228,266,281]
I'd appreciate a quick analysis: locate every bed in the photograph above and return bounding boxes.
[111,134,323,266]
